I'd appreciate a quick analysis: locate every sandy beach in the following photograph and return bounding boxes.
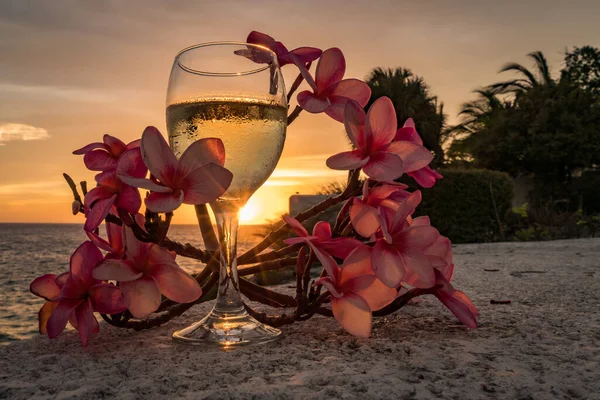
[1,238,599,399]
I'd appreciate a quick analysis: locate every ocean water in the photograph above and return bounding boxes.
[0,223,265,345]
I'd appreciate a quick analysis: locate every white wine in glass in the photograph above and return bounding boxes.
[167,98,287,205]
[167,42,287,347]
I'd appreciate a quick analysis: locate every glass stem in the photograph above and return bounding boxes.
[212,208,245,315]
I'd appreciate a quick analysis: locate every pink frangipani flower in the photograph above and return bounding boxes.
[246,31,322,67]
[83,169,142,232]
[39,241,127,346]
[310,243,396,337]
[296,48,371,122]
[394,118,443,188]
[86,221,125,260]
[118,127,233,213]
[93,226,203,318]
[433,267,478,328]
[410,215,454,280]
[350,180,411,238]
[282,216,362,259]
[326,98,434,181]
[73,134,141,172]
[30,272,68,336]
[371,190,439,289]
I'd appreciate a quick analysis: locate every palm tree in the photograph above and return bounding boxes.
[447,89,513,164]
[365,67,446,166]
[451,89,511,134]
[488,51,555,95]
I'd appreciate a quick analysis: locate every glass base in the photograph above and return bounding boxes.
[172,306,281,348]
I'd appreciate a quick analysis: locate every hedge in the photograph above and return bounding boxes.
[415,169,514,243]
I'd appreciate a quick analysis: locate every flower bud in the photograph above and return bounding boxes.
[72,200,81,215]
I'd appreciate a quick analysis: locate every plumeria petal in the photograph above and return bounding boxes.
[331,293,371,338]
[307,242,340,284]
[140,126,178,186]
[434,270,478,328]
[409,167,442,188]
[118,175,172,193]
[94,170,120,191]
[120,275,161,319]
[107,222,123,249]
[411,216,431,226]
[372,240,404,288]
[343,100,366,149]
[117,184,141,214]
[145,191,185,213]
[30,274,61,301]
[438,263,455,283]
[83,150,117,171]
[283,47,322,65]
[83,194,117,232]
[74,298,96,347]
[283,216,309,237]
[89,284,127,314]
[324,80,371,123]
[180,163,233,205]
[123,226,148,266]
[319,238,363,260]
[401,247,436,288]
[116,148,147,179]
[93,259,143,282]
[149,263,202,304]
[247,31,276,47]
[312,221,332,240]
[326,150,368,170]
[377,207,394,244]
[126,139,141,150]
[315,48,345,91]
[365,97,397,150]
[84,186,113,214]
[55,272,69,288]
[297,91,330,113]
[46,298,84,338]
[69,241,103,288]
[347,275,396,311]
[397,225,440,251]
[386,141,433,173]
[339,245,374,286]
[282,236,319,246]
[178,138,226,179]
[38,301,58,335]
[317,278,343,298]
[328,79,371,106]
[393,118,423,145]
[350,198,380,238]
[391,190,422,230]
[86,231,113,252]
[73,142,108,155]
[103,134,127,156]
[362,152,404,181]
[426,235,452,266]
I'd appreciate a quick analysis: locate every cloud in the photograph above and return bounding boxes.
[0,123,50,145]
[0,180,63,195]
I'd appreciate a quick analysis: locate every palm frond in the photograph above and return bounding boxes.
[498,62,539,86]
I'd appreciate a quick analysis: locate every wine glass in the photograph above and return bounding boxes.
[167,42,287,347]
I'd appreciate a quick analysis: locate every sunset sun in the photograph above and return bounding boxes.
[239,202,260,224]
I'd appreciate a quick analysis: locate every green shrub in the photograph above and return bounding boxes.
[574,170,600,213]
[505,202,600,240]
[415,169,514,243]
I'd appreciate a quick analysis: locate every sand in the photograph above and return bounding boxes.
[1,238,599,400]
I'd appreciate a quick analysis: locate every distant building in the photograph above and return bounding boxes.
[289,194,329,216]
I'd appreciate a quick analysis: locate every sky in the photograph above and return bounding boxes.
[1,0,600,224]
